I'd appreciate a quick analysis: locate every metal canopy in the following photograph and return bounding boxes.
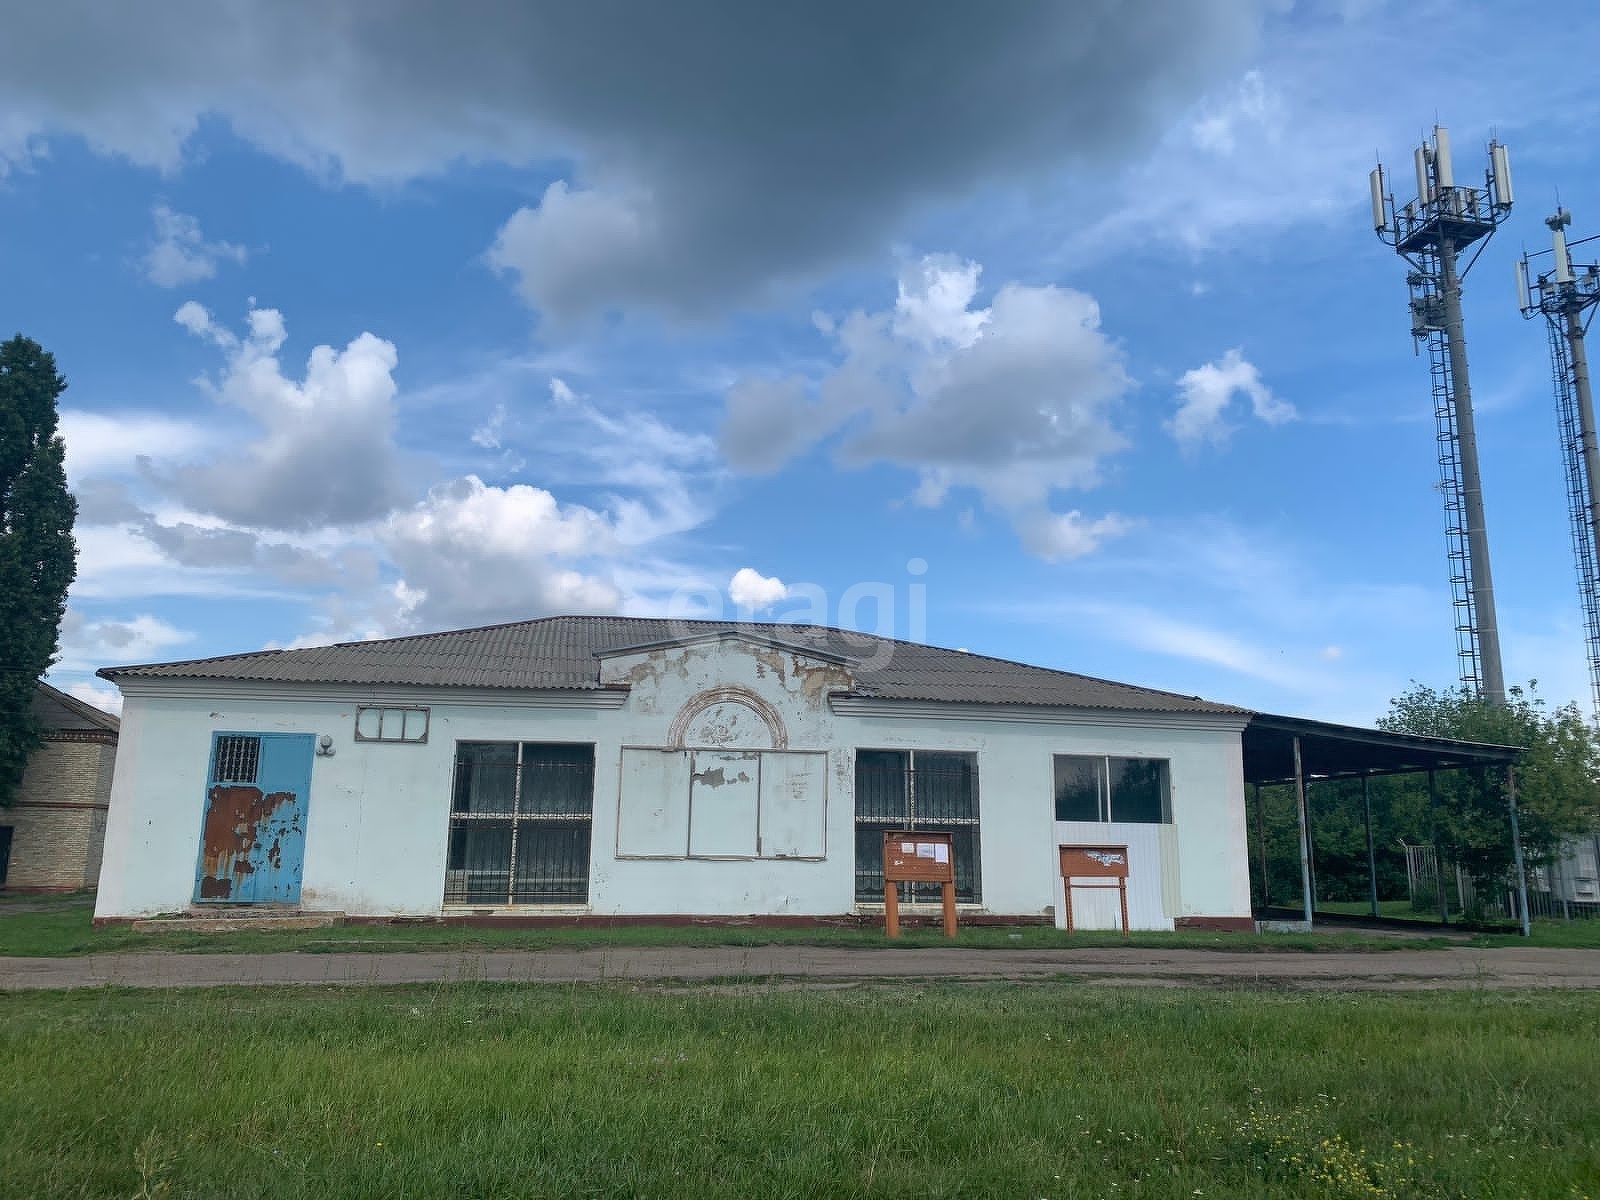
[1242,713,1521,787]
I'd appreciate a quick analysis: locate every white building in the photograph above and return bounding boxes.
[93,616,1259,930]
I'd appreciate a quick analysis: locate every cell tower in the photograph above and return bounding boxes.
[1371,127,1515,706]
[1518,210,1600,717]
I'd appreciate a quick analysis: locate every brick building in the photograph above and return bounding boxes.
[0,683,120,892]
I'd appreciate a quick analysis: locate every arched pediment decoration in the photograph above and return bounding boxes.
[668,686,789,750]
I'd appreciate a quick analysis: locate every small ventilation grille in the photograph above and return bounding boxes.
[213,735,261,784]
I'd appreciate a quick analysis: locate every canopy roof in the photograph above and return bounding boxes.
[1242,713,1520,786]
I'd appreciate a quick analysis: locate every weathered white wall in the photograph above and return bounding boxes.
[95,635,1253,925]
[94,686,616,919]
[835,703,1252,925]
[589,636,856,915]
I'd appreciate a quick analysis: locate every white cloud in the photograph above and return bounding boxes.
[1015,511,1138,563]
[1188,69,1274,156]
[470,402,507,449]
[1170,348,1294,450]
[164,302,411,529]
[722,254,1132,558]
[381,475,621,629]
[174,299,229,344]
[56,609,193,672]
[890,255,989,350]
[63,680,124,716]
[1055,7,1595,265]
[64,304,726,642]
[487,182,662,322]
[1066,599,1321,692]
[57,409,213,486]
[141,204,246,287]
[987,516,1438,720]
[729,567,790,611]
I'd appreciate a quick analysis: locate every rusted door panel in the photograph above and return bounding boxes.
[193,733,315,905]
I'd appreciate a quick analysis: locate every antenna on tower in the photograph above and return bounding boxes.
[1519,207,1600,719]
[1372,126,1513,706]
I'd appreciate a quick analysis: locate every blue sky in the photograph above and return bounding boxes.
[4,1,1600,724]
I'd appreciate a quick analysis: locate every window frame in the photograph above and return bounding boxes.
[853,748,981,905]
[1052,754,1174,825]
[211,734,262,784]
[444,741,596,907]
[612,746,830,862]
[353,705,431,745]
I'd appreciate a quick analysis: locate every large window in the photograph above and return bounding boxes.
[445,742,594,906]
[1054,755,1171,824]
[855,749,980,904]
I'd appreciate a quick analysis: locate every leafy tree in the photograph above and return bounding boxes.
[1247,682,1600,915]
[0,336,77,806]
[1378,682,1600,889]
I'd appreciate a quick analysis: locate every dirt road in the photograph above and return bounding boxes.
[3,945,1599,991]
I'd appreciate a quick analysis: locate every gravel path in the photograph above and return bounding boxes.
[3,946,1599,991]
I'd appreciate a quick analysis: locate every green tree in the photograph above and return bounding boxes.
[0,336,78,806]
[1378,681,1600,889]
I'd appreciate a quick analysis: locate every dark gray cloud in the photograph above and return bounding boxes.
[135,516,381,590]
[1,1,1261,319]
[72,478,147,526]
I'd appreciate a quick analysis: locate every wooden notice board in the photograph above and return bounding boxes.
[1058,844,1130,935]
[882,831,957,938]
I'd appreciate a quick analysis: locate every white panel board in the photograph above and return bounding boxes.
[758,751,826,859]
[616,748,691,857]
[689,751,760,857]
[1052,821,1174,932]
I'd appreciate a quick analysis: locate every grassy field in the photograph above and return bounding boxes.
[1,982,1596,1199]
[0,896,1461,957]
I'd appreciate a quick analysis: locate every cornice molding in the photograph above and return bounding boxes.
[115,678,630,710]
[828,696,1249,734]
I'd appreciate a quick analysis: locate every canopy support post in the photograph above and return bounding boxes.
[1293,736,1313,927]
[1362,772,1380,920]
[1506,764,1531,937]
[1254,782,1269,909]
[1428,768,1448,926]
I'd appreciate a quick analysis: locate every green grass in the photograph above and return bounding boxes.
[0,897,1459,957]
[1,983,1597,1198]
[1471,918,1600,949]
[1316,899,1439,922]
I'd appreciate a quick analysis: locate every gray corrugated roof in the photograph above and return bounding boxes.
[98,615,1247,716]
[33,681,121,733]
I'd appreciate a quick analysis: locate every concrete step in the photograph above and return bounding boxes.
[132,911,345,933]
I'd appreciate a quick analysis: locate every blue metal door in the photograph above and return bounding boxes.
[193,732,314,904]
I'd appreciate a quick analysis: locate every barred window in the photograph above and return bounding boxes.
[445,742,594,906]
[354,706,429,744]
[854,749,980,905]
[212,735,260,784]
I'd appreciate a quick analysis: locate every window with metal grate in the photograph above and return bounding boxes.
[444,742,595,906]
[212,735,261,784]
[854,749,980,905]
